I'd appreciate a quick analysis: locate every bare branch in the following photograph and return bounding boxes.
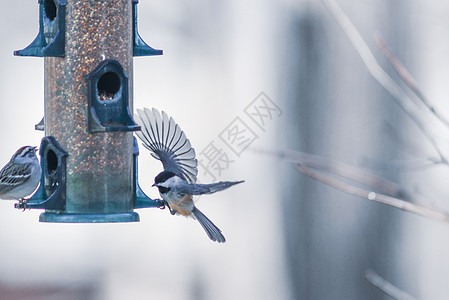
[363,157,438,173]
[256,147,449,224]
[321,0,448,164]
[382,123,435,161]
[256,148,410,199]
[296,163,449,224]
[365,269,418,300]
[379,122,442,166]
[376,34,449,129]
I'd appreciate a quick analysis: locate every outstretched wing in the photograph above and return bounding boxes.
[135,108,198,183]
[177,180,244,195]
[0,162,32,195]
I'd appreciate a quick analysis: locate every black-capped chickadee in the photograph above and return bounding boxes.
[135,108,244,243]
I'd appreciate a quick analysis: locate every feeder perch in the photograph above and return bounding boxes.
[85,59,140,133]
[132,0,163,56]
[133,137,164,209]
[14,0,66,57]
[35,117,45,131]
[15,0,163,223]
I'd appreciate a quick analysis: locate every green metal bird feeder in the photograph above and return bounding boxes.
[14,0,163,223]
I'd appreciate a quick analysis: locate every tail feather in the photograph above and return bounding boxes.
[192,207,226,243]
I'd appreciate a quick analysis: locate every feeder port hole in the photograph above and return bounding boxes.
[44,0,57,21]
[97,72,120,100]
[47,149,58,175]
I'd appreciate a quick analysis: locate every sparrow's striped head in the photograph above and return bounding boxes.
[12,146,38,163]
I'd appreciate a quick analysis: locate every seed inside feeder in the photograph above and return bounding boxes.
[97,71,120,100]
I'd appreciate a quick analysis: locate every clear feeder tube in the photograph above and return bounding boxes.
[44,0,136,220]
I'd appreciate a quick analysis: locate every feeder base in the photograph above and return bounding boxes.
[39,212,140,223]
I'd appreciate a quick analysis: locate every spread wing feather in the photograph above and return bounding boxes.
[177,180,244,195]
[135,108,198,183]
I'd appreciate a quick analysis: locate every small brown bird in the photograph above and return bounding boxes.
[0,146,41,202]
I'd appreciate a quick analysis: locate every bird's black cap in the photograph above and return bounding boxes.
[154,171,177,185]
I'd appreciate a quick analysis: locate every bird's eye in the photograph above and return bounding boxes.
[158,186,171,194]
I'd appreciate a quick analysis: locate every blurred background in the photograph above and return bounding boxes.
[0,0,448,299]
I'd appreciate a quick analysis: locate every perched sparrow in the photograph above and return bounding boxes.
[0,146,41,202]
[135,108,244,243]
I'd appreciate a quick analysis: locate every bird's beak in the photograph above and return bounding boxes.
[152,183,157,187]
[33,147,38,152]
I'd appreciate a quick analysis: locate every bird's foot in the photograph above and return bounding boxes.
[163,201,177,215]
[157,199,166,210]
[157,200,176,215]
[18,198,28,211]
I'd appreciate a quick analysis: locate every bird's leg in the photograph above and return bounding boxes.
[18,198,28,211]
[163,200,177,215]
[157,199,166,210]
[156,199,177,215]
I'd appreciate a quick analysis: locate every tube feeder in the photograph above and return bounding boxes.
[15,0,164,223]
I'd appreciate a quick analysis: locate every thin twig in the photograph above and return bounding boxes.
[321,0,448,164]
[365,269,418,300]
[256,148,410,199]
[363,157,438,173]
[296,163,449,224]
[256,147,449,223]
[376,34,449,129]
[380,122,441,166]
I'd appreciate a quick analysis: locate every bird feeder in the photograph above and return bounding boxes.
[15,0,163,222]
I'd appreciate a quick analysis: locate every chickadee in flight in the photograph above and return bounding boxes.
[135,108,244,243]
